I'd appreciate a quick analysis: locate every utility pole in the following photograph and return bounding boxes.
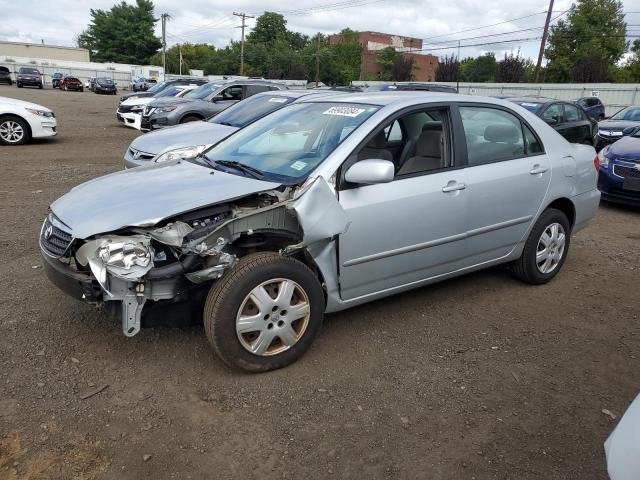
[534,0,554,83]
[456,40,461,93]
[233,12,254,76]
[179,44,183,76]
[315,34,321,87]
[160,13,169,76]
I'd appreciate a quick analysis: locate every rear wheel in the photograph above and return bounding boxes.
[17,83,22,88]
[0,116,31,145]
[180,115,202,124]
[38,83,43,89]
[203,252,325,372]
[511,208,571,285]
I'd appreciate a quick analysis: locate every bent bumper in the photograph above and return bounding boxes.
[41,251,101,303]
[117,112,142,130]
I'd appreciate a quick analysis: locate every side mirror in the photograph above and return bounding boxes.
[345,159,395,185]
[211,95,224,102]
[545,116,559,126]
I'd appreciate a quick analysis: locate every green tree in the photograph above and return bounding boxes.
[376,47,414,81]
[77,0,161,64]
[150,43,217,75]
[460,53,496,82]
[545,0,626,82]
[496,52,526,82]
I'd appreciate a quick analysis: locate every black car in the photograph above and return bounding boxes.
[366,82,458,93]
[507,97,595,145]
[16,67,43,89]
[594,105,640,150]
[93,77,117,95]
[120,78,208,103]
[52,72,64,89]
[0,66,11,85]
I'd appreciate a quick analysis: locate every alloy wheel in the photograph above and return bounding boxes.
[0,120,25,143]
[536,223,566,274]
[236,278,311,356]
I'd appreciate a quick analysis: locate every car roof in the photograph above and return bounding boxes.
[296,91,489,106]
[505,97,554,104]
[252,89,346,99]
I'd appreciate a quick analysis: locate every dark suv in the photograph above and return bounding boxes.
[93,77,117,95]
[140,79,288,131]
[576,97,605,121]
[0,66,11,85]
[17,67,43,89]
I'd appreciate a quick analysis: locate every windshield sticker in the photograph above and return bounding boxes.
[268,97,288,103]
[290,161,307,171]
[323,106,366,117]
[521,102,539,107]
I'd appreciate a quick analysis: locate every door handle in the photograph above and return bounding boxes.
[530,165,548,175]
[442,182,467,193]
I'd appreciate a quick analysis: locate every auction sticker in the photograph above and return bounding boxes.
[268,97,288,103]
[323,106,366,117]
[290,161,307,171]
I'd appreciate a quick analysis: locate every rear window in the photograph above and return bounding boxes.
[0,67,9,74]
[19,68,40,75]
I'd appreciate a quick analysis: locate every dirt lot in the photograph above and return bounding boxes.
[0,85,638,480]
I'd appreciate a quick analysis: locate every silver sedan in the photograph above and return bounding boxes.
[41,92,600,372]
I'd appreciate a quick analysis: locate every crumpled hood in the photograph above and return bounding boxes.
[598,120,640,131]
[120,91,153,102]
[130,121,237,155]
[606,135,640,159]
[120,97,154,108]
[147,97,203,108]
[51,161,281,239]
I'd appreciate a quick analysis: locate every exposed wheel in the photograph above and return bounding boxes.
[511,208,571,285]
[203,252,325,372]
[180,115,202,124]
[0,116,31,145]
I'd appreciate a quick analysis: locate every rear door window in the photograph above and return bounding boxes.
[221,85,243,100]
[543,104,564,124]
[564,104,580,122]
[245,85,271,97]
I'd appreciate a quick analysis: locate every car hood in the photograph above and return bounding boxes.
[130,121,238,155]
[121,91,153,101]
[0,96,51,112]
[51,161,281,239]
[598,120,640,131]
[147,97,198,107]
[121,97,154,108]
[605,135,640,159]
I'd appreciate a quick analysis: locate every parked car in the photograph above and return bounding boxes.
[605,393,640,480]
[575,96,605,120]
[594,105,640,150]
[16,67,43,89]
[0,66,12,85]
[597,135,640,206]
[120,78,208,103]
[124,89,343,167]
[506,97,595,144]
[86,77,96,91]
[0,96,56,145]
[140,79,287,131]
[366,82,458,93]
[93,77,117,95]
[59,76,83,92]
[52,72,64,89]
[117,85,198,130]
[40,93,599,372]
[130,77,148,92]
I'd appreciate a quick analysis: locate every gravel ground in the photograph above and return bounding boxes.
[0,85,639,480]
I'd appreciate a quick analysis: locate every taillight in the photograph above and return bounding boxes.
[594,155,599,171]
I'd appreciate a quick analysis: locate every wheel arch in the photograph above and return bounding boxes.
[0,113,32,138]
[179,111,205,122]
[544,197,576,229]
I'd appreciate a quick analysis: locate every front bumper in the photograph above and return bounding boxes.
[117,111,142,130]
[18,77,42,86]
[595,134,626,150]
[95,86,117,94]
[140,114,170,132]
[598,161,640,206]
[29,116,58,139]
[41,251,101,303]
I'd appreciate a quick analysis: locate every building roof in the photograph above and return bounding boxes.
[0,40,88,53]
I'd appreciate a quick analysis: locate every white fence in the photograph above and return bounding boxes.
[353,81,640,116]
[0,62,132,88]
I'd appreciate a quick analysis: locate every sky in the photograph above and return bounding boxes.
[2,0,640,61]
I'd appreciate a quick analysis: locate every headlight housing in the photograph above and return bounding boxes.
[25,108,54,118]
[155,145,211,163]
[156,106,177,113]
[598,148,610,168]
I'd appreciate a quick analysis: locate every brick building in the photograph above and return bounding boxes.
[329,31,438,82]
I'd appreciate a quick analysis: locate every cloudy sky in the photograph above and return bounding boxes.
[2,0,640,60]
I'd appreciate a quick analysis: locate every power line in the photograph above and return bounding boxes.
[233,12,255,75]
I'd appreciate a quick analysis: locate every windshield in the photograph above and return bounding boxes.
[510,100,543,113]
[157,86,183,98]
[210,94,296,128]
[97,77,114,85]
[610,107,640,121]
[203,102,379,182]
[185,83,223,100]
[146,81,167,94]
[20,68,39,75]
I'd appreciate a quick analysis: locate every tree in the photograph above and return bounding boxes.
[496,52,526,82]
[460,53,496,82]
[393,56,415,82]
[149,43,216,75]
[377,47,414,81]
[436,55,459,82]
[77,0,161,64]
[545,0,626,82]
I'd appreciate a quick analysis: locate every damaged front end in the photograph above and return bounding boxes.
[40,177,348,337]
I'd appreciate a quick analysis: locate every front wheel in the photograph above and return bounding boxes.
[203,252,325,372]
[180,115,201,124]
[511,208,571,285]
[0,116,31,145]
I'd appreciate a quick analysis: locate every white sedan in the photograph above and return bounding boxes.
[116,85,197,130]
[0,96,57,145]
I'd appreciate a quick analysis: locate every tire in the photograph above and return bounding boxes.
[180,115,202,124]
[203,252,325,372]
[38,83,43,89]
[511,208,571,285]
[0,115,31,146]
[17,83,22,88]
